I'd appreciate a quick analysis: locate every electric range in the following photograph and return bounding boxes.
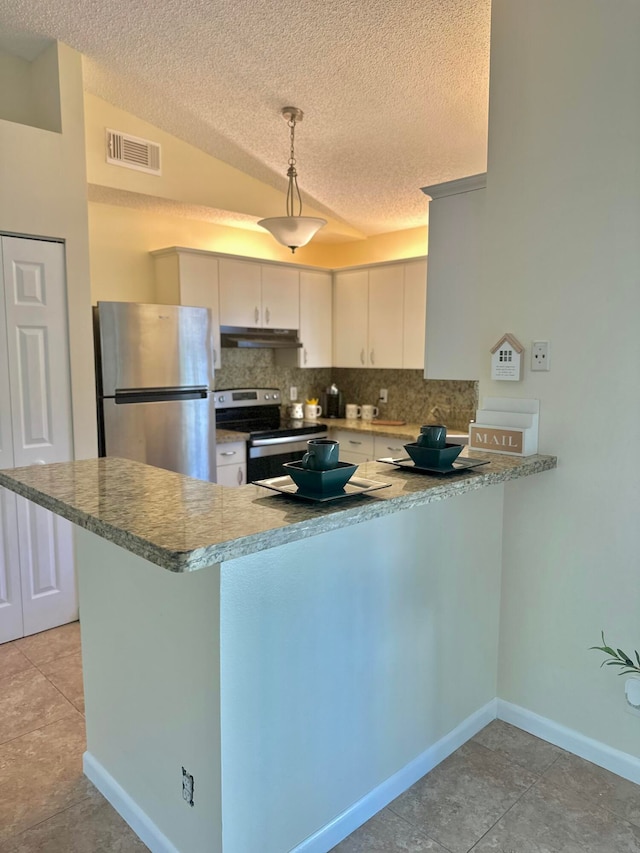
[214,388,328,481]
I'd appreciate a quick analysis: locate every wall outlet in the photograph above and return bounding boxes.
[379,388,388,403]
[182,766,194,807]
[289,386,298,401]
[531,341,550,371]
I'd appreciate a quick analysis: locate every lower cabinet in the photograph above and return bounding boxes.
[373,435,408,459]
[216,441,247,487]
[331,430,374,464]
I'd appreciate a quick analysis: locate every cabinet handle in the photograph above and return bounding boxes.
[370,349,375,365]
[349,440,363,445]
[265,307,270,325]
[220,450,236,457]
[304,348,308,365]
[388,446,403,452]
[237,467,244,485]
[213,348,218,365]
[360,348,365,365]
[254,306,260,324]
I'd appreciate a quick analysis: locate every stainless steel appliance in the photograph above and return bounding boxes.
[94,301,217,482]
[214,388,328,481]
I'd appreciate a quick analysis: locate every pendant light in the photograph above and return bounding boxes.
[258,107,326,253]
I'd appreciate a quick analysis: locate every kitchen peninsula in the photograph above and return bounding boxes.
[0,452,555,853]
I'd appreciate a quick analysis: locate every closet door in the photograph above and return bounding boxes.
[1,236,77,636]
[0,258,23,643]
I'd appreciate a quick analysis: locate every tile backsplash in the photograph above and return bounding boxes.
[215,350,477,430]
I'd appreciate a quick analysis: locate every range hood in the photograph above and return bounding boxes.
[220,326,302,349]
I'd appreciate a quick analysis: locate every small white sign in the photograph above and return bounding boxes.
[490,333,524,381]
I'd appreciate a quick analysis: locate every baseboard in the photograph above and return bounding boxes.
[83,752,180,853]
[497,699,640,786]
[291,698,498,853]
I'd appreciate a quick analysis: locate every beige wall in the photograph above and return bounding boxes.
[486,0,640,756]
[0,43,96,459]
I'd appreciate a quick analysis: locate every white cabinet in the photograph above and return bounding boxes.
[218,258,300,329]
[333,260,426,369]
[373,435,408,459]
[331,429,374,464]
[216,441,246,487]
[275,269,332,368]
[0,236,77,644]
[403,259,428,370]
[333,269,369,367]
[153,248,221,368]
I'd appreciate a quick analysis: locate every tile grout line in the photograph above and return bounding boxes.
[0,792,97,847]
[386,807,457,853]
[0,705,82,750]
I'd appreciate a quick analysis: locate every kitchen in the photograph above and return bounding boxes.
[1,2,640,852]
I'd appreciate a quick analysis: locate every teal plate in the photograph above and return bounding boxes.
[377,457,490,475]
[253,475,391,502]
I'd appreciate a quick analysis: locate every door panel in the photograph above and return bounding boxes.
[299,270,332,367]
[368,265,404,368]
[102,395,217,482]
[0,489,24,643]
[333,270,368,368]
[16,496,77,637]
[260,265,299,328]
[2,237,73,468]
[403,259,428,369]
[0,242,15,473]
[218,259,262,327]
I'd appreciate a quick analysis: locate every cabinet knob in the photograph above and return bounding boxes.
[349,440,362,445]
[220,450,236,457]
[254,306,259,323]
[370,349,375,365]
[237,467,244,485]
[360,348,365,365]
[265,307,271,325]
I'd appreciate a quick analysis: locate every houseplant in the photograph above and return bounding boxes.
[591,631,640,707]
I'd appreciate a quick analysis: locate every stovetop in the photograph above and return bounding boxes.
[214,387,327,442]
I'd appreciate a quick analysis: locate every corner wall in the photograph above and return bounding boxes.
[486,0,640,756]
[0,42,96,459]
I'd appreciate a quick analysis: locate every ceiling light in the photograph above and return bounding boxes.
[258,107,326,253]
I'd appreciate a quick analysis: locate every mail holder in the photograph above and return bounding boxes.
[469,397,539,457]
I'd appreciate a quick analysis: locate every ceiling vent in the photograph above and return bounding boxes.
[106,129,161,175]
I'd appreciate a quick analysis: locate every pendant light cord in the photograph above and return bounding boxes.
[285,116,303,217]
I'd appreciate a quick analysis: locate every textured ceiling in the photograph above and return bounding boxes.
[1,0,491,237]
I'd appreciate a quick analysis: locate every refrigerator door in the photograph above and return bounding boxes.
[102,393,217,482]
[97,302,214,396]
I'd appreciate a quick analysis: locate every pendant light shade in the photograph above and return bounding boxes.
[258,107,326,253]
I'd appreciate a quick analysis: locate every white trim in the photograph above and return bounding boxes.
[421,173,487,200]
[291,699,498,853]
[83,752,181,853]
[497,700,640,786]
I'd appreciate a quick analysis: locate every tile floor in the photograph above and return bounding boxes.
[1,623,639,852]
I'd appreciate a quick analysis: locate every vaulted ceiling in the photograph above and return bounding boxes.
[0,0,490,237]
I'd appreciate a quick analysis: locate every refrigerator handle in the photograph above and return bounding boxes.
[114,387,208,404]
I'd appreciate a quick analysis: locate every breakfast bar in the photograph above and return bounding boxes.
[0,451,556,853]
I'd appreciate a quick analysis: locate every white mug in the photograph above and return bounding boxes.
[361,405,379,421]
[304,403,322,419]
[345,403,361,419]
[288,402,304,419]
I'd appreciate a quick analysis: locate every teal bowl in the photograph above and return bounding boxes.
[404,442,463,469]
[284,461,358,494]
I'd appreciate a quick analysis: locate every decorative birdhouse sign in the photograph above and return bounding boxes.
[490,333,524,381]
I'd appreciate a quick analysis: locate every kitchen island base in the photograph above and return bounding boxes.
[76,484,504,853]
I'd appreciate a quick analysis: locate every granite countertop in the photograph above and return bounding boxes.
[316,418,469,440]
[0,451,556,573]
[216,428,249,443]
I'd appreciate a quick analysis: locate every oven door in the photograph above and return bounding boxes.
[248,432,328,480]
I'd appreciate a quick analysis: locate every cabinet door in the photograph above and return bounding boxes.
[368,265,404,368]
[373,435,408,460]
[261,265,299,328]
[219,258,262,327]
[1,237,77,637]
[333,270,369,367]
[332,429,374,463]
[216,464,246,487]
[403,260,428,369]
[177,254,221,370]
[299,270,332,367]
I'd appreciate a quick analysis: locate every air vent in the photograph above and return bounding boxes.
[106,129,161,175]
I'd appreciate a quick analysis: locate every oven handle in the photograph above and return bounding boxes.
[251,431,328,447]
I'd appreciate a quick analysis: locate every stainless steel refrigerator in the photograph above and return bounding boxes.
[94,301,217,482]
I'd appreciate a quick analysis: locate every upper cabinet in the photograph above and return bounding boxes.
[218,258,299,329]
[421,175,485,380]
[153,248,221,368]
[333,259,427,369]
[275,269,332,369]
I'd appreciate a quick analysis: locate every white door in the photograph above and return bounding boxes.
[1,236,77,637]
[260,265,299,328]
[218,258,262,327]
[299,270,332,367]
[403,259,428,369]
[177,253,221,370]
[368,265,404,368]
[333,269,369,367]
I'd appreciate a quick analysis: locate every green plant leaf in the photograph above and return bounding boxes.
[617,650,634,666]
[635,650,640,668]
